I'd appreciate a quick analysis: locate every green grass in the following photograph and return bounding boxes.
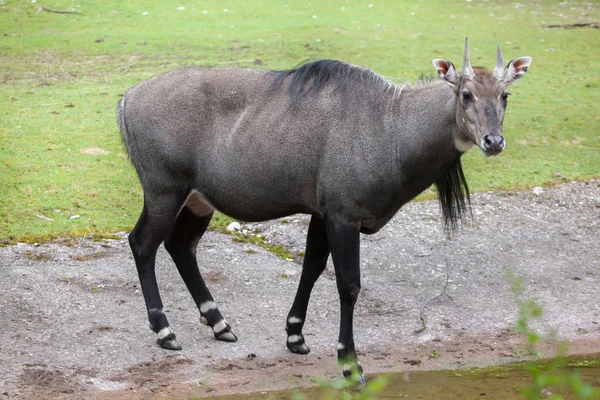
[1,0,599,242]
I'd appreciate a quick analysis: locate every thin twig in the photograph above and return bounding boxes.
[545,22,598,29]
[41,6,81,14]
[33,212,54,221]
[414,260,452,334]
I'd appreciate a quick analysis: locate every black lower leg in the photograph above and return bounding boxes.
[130,198,182,350]
[285,216,329,354]
[165,207,237,342]
[325,216,366,383]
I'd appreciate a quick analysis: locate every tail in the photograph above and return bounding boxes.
[116,95,132,158]
[117,93,147,181]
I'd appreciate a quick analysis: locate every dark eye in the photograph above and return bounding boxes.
[502,92,511,101]
[462,89,472,102]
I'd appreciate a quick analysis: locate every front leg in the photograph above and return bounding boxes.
[285,216,330,354]
[325,216,366,384]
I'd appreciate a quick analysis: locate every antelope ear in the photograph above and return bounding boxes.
[433,59,459,89]
[503,57,532,86]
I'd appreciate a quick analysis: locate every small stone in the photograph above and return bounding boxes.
[226,222,241,232]
[553,172,568,181]
[532,187,544,195]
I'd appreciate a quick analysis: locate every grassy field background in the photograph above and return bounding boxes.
[1,0,599,242]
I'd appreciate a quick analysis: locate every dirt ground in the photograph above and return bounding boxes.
[0,180,599,399]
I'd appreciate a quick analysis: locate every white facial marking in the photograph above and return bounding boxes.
[200,301,217,314]
[287,317,303,324]
[213,319,228,333]
[287,334,303,343]
[337,342,345,350]
[157,327,173,340]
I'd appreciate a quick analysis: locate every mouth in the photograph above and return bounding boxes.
[480,146,504,157]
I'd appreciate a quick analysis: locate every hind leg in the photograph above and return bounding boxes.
[164,206,237,342]
[129,193,186,350]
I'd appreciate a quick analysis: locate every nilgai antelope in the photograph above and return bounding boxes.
[118,38,531,381]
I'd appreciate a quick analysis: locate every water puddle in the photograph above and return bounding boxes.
[211,354,600,399]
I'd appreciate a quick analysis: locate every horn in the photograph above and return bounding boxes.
[493,45,505,80]
[462,37,475,79]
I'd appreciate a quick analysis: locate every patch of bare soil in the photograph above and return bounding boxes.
[18,364,92,398]
[110,356,196,394]
[0,180,598,399]
[49,334,600,400]
[79,147,110,156]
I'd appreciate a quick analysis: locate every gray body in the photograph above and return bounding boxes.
[118,39,531,381]
[122,67,459,233]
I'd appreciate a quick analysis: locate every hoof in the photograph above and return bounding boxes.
[155,327,181,350]
[215,330,238,342]
[158,337,182,350]
[342,363,366,385]
[286,334,309,354]
[357,372,367,386]
[287,342,310,354]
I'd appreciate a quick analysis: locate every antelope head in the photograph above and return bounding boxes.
[433,38,531,156]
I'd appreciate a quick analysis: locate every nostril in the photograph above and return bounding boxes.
[484,135,493,148]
